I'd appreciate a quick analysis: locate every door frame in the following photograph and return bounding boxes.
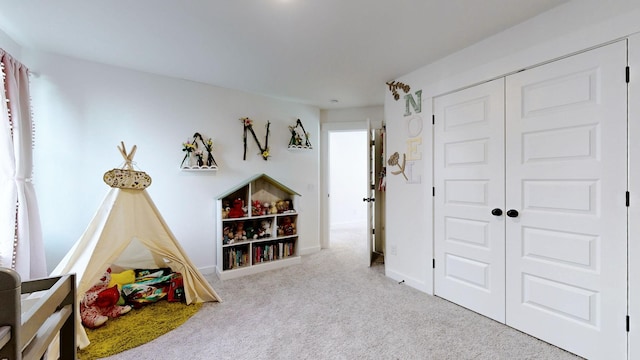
[321,120,382,250]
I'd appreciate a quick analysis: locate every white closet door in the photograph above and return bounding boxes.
[433,78,506,322]
[505,40,627,360]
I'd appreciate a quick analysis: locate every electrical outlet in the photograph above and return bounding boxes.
[390,245,397,255]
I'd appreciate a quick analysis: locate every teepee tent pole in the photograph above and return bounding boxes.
[117,141,137,170]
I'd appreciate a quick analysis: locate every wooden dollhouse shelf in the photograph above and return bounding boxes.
[216,173,301,280]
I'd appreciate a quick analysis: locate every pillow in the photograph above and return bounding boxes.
[95,285,120,308]
[108,269,135,289]
[108,269,135,306]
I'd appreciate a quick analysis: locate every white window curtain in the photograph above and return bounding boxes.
[0,49,46,280]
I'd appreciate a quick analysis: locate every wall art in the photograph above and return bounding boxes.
[181,132,218,170]
[287,118,312,149]
[241,117,270,161]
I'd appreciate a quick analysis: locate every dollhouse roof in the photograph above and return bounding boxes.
[216,173,300,199]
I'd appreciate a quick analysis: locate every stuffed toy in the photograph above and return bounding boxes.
[234,221,247,241]
[245,223,257,239]
[228,198,245,218]
[258,220,272,238]
[251,200,263,216]
[223,225,233,244]
[282,216,296,235]
[221,200,230,219]
[279,216,296,236]
[80,268,132,329]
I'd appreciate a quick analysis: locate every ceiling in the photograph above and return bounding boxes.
[0,0,569,110]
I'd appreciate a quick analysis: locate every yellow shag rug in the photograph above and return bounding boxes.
[77,301,202,360]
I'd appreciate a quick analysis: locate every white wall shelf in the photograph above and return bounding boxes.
[180,166,218,172]
[287,145,313,150]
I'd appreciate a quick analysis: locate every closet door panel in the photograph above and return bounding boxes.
[433,78,505,323]
[505,40,627,360]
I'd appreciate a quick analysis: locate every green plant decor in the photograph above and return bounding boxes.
[78,301,202,360]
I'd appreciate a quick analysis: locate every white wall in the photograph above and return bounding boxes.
[384,90,431,292]
[320,106,384,126]
[0,30,20,58]
[0,44,321,274]
[384,0,640,294]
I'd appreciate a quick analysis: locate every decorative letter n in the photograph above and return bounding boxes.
[404,90,422,116]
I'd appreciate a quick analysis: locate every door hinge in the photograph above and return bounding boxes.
[432,114,435,125]
[626,66,630,83]
[627,315,630,332]
[432,259,435,268]
[626,191,630,207]
[372,228,375,235]
[432,187,435,197]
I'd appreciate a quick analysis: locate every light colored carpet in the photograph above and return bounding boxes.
[102,227,581,359]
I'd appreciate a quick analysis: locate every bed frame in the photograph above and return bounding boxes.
[0,268,76,360]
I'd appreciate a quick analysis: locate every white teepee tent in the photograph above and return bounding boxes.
[50,143,221,349]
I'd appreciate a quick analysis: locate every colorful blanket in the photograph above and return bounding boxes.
[120,268,184,307]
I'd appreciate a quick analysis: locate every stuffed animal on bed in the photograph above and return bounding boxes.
[80,268,132,329]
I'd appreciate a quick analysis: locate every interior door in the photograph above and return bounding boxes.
[364,119,373,266]
[505,40,627,360]
[373,127,386,256]
[433,78,506,322]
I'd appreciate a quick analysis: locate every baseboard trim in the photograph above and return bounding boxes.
[299,245,321,256]
[198,265,217,275]
[385,268,431,295]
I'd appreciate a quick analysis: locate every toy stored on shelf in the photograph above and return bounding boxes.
[258,220,272,238]
[228,198,245,218]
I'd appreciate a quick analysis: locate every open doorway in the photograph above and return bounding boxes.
[326,126,386,267]
[328,131,368,255]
